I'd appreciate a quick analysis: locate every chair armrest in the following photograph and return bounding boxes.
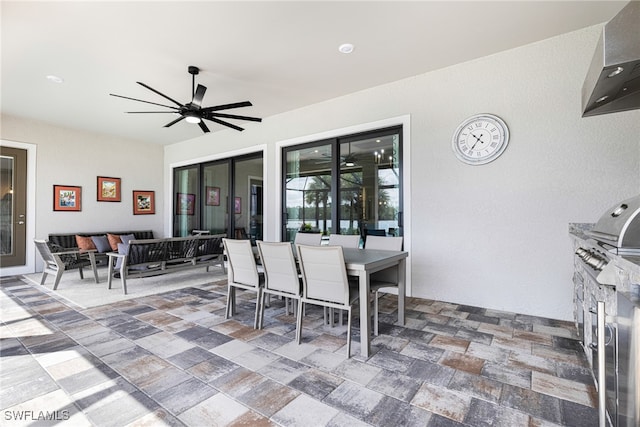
[106,252,124,259]
[54,249,83,256]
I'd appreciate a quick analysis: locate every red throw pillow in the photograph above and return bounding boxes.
[75,235,96,251]
[107,233,122,251]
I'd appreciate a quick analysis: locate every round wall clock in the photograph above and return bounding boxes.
[452,114,509,165]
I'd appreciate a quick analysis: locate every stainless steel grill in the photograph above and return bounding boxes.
[587,193,640,255]
[575,193,640,427]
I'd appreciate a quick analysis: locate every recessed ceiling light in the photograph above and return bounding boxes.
[338,43,354,54]
[46,75,64,83]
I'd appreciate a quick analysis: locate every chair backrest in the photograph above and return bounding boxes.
[256,241,300,295]
[365,229,386,237]
[365,235,403,251]
[328,234,360,248]
[223,238,260,287]
[34,240,57,266]
[297,245,350,305]
[294,232,322,246]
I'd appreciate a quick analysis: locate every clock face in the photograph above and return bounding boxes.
[452,114,509,165]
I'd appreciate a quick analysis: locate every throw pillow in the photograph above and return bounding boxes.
[115,242,129,270]
[75,235,96,251]
[107,233,122,251]
[91,235,111,253]
[120,234,136,245]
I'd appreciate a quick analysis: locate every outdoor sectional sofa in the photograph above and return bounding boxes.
[48,230,155,264]
[106,234,225,294]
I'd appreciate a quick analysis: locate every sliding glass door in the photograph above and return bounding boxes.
[173,153,263,241]
[282,126,402,242]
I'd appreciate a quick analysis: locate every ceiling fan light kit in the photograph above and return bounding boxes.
[110,66,262,133]
[184,112,201,124]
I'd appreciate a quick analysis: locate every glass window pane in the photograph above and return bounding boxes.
[173,166,198,236]
[234,156,263,243]
[340,130,401,237]
[202,162,229,235]
[1,156,14,255]
[284,144,332,242]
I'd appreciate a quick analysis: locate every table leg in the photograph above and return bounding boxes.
[107,256,114,289]
[88,252,99,284]
[397,258,406,326]
[358,271,371,358]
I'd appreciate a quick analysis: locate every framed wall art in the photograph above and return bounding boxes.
[206,186,220,206]
[234,197,242,214]
[176,193,195,215]
[97,176,121,202]
[133,190,155,215]
[53,185,82,211]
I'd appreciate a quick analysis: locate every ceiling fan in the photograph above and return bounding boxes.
[109,66,262,133]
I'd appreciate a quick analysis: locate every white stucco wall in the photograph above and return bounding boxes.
[0,114,165,272]
[164,25,640,321]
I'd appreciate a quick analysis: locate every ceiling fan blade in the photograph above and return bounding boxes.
[191,84,207,108]
[208,112,262,122]
[164,116,186,128]
[204,116,244,132]
[110,93,179,110]
[137,82,184,107]
[198,121,210,133]
[126,111,177,113]
[201,101,252,112]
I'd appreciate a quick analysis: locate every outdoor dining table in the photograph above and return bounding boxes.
[341,247,408,358]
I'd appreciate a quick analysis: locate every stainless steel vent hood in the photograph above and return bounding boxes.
[582,1,640,117]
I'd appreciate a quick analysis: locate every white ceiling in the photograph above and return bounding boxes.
[1,1,628,145]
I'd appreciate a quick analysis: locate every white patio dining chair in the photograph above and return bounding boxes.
[293,232,323,246]
[327,234,361,248]
[325,233,361,325]
[256,241,302,329]
[365,235,403,251]
[293,232,323,257]
[223,238,264,329]
[365,235,404,335]
[296,244,359,358]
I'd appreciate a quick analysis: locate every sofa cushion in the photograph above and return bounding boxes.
[76,235,96,251]
[91,235,111,253]
[115,243,129,270]
[120,234,136,245]
[107,233,122,251]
